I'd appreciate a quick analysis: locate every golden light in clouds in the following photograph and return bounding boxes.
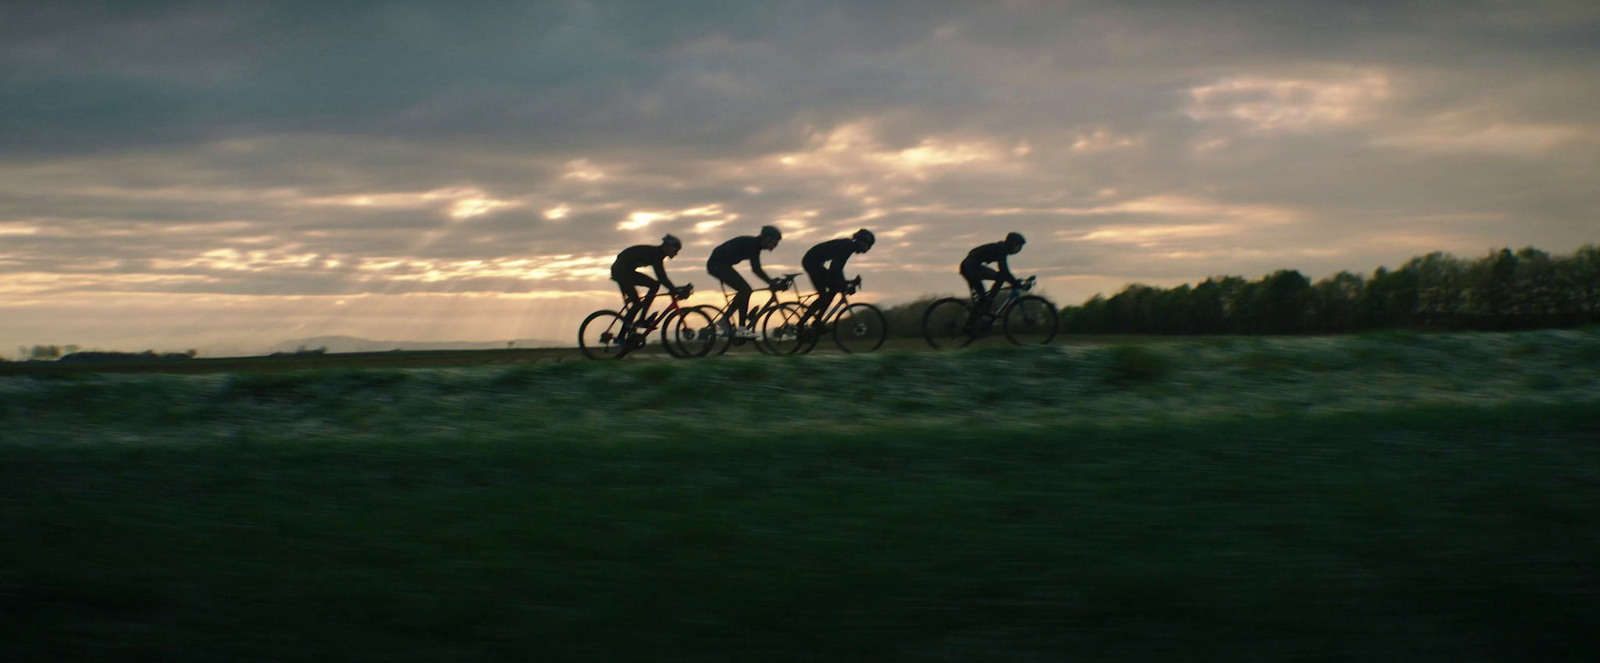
[773,121,1016,180]
[619,211,668,230]
[301,187,521,220]
[1187,70,1391,130]
[616,204,736,232]
[561,159,606,181]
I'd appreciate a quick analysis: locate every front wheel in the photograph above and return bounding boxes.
[692,305,734,356]
[833,303,887,353]
[1003,295,1059,345]
[922,298,975,350]
[662,306,717,358]
[757,302,808,356]
[579,310,631,359]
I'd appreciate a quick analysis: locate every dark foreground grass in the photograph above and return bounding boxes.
[4,403,1600,662]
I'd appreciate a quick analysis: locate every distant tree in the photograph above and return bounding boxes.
[1363,266,1419,329]
[1471,248,1518,327]
[1561,244,1600,325]
[1312,271,1364,333]
[1185,278,1228,334]
[1246,270,1313,334]
[1511,247,1557,327]
[28,345,61,360]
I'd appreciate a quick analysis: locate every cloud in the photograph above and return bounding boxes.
[1186,70,1392,130]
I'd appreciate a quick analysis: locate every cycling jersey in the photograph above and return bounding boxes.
[960,241,1022,301]
[802,238,857,292]
[612,244,677,291]
[707,236,775,285]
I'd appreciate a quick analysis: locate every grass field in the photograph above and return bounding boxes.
[3,329,1599,661]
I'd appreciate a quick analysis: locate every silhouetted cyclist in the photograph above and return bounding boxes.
[612,234,685,331]
[707,225,784,338]
[962,232,1026,310]
[800,228,874,328]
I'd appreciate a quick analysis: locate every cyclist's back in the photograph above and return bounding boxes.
[960,232,1026,305]
[801,229,875,324]
[612,235,683,328]
[708,226,782,334]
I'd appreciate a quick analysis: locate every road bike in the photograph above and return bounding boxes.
[578,284,716,359]
[759,275,887,355]
[692,273,803,356]
[921,275,1059,349]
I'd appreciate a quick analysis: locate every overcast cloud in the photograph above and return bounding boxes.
[3,0,1597,355]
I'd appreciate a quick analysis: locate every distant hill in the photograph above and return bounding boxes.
[265,335,568,355]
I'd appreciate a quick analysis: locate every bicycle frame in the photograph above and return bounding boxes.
[978,276,1036,321]
[797,275,861,327]
[613,289,689,343]
[712,273,802,327]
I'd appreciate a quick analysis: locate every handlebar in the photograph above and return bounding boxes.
[671,284,695,300]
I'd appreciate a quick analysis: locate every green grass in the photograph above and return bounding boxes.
[3,329,1600,661]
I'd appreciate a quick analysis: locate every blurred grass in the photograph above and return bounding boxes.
[3,329,1600,661]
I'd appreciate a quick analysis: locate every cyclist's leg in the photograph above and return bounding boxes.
[613,276,642,327]
[622,272,659,327]
[803,267,840,325]
[710,264,752,326]
[962,263,1000,310]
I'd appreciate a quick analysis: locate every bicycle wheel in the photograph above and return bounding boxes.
[744,304,778,355]
[758,302,808,356]
[922,297,975,350]
[1003,295,1059,345]
[579,310,631,359]
[662,306,717,358]
[833,303,887,353]
[693,305,735,356]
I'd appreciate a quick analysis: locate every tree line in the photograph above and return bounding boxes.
[1059,244,1600,335]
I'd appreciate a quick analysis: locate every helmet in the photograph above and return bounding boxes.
[1005,231,1026,247]
[661,234,682,250]
[759,225,782,241]
[852,228,875,250]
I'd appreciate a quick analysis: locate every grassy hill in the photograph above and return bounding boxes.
[3,329,1598,661]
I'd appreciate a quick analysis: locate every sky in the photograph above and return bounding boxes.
[3,0,1598,357]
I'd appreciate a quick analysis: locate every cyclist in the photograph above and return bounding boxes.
[707,225,784,338]
[961,231,1026,310]
[611,234,685,331]
[800,228,874,329]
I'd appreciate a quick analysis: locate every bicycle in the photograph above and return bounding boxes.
[692,273,803,356]
[759,275,887,355]
[921,275,1059,349]
[578,284,716,359]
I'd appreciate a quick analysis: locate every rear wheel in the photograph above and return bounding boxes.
[1003,295,1059,345]
[757,302,808,356]
[833,303,887,353]
[578,310,631,359]
[662,306,717,358]
[922,298,974,350]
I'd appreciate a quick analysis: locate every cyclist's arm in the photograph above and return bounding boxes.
[651,259,677,292]
[749,252,775,287]
[827,256,851,291]
[997,255,1023,288]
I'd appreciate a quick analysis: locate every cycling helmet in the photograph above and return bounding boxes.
[661,234,682,250]
[759,225,782,241]
[1005,231,1026,247]
[852,228,875,250]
